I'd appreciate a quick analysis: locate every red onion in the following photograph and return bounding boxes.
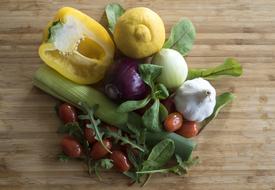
[104,58,149,101]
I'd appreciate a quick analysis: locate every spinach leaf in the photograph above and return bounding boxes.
[187,58,243,80]
[154,83,169,100]
[127,122,142,138]
[138,64,163,89]
[117,96,151,113]
[170,155,199,175]
[163,18,196,56]
[142,100,161,132]
[123,171,138,183]
[146,132,196,161]
[105,3,125,33]
[137,155,199,175]
[198,92,236,134]
[142,139,175,171]
[159,103,168,122]
[127,149,140,170]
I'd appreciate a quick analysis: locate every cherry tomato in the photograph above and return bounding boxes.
[176,120,198,138]
[90,139,112,160]
[60,136,83,158]
[164,112,183,132]
[58,103,77,124]
[84,126,96,144]
[110,150,131,172]
[161,97,176,114]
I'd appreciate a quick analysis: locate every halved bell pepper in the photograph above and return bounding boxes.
[39,7,115,84]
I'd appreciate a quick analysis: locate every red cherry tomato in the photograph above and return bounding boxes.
[176,120,198,138]
[110,150,131,172]
[58,103,77,124]
[90,139,112,160]
[84,126,96,144]
[60,136,83,158]
[164,112,183,132]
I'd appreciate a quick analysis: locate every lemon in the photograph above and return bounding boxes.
[114,7,165,59]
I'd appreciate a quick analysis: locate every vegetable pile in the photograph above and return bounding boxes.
[33,3,243,186]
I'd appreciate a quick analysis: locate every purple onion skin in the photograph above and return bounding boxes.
[104,58,149,101]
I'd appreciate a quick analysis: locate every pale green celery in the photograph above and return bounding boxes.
[33,65,128,127]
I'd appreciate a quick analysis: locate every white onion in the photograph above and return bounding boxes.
[151,48,188,89]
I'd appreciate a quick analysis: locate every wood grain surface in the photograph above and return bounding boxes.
[1,0,275,189]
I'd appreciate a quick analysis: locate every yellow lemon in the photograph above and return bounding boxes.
[114,7,165,59]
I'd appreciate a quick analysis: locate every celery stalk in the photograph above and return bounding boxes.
[33,65,128,127]
[33,65,196,160]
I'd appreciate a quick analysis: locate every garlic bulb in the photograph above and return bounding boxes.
[174,78,216,122]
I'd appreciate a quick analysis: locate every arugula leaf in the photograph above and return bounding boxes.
[187,58,243,80]
[94,161,102,180]
[142,100,161,132]
[78,103,111,153]
[163,18,196,56]
[142,139,175,171]
[198,92,236,134]
[92,159,113,180]
[154,83,169,100]
[138,64,163,89]
[57,122,83,141]
[58,153,70,162]
[99,159,113,169]
[105,3,125,33]
[104,128,145,152]
[117,96,151,113]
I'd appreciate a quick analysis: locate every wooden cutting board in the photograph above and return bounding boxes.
[1,0,275,189]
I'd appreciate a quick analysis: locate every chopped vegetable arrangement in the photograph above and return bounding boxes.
[33,3,243,186]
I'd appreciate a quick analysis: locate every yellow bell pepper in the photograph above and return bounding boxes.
[39,7,115,84]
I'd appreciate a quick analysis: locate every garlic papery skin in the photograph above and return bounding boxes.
[174,78,216,122]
